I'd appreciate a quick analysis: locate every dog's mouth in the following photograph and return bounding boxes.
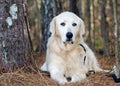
[63,39,74,44]
[66,38,72,42]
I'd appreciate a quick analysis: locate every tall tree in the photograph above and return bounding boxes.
[77,0,82,18]
[100,0,109,56]
[109,0,115,56]
[86,0,92,48]
[69,0,79,16]
[0,0,31,70]
[91,0,95,49]
[112,0,120,78]
[41,0,62,49]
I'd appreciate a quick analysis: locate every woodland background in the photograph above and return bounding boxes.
[0,0,120,86]
[29,0,120,57]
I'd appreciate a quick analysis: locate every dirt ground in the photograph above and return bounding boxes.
[0,53,120,86]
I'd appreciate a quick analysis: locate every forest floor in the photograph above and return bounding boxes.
[0,53,120,86]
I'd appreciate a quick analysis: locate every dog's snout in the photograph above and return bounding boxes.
[66,32,73,39]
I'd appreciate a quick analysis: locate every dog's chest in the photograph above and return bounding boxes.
[60,49,84,69]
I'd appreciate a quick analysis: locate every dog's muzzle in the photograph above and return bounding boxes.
[66,32,73,42]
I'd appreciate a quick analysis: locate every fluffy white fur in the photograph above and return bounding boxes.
[40,12,103,84]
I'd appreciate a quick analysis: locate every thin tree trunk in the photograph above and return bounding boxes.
[108,0,114,56]
[86,0,92,48]
[100,0,109,56]
[112,0,120,78]
[91,0,95,49]
[41,0,62,49]
[77,0,82,18]
[69,0,79,16]
[41,0,53,49]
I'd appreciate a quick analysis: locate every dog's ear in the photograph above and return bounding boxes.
[49,17,56,36]
[80,19,85,35]
[79,18,85,42]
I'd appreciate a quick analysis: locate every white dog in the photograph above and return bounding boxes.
[40,12,103,84]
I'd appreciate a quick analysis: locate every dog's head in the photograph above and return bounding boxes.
[50,12,85,44]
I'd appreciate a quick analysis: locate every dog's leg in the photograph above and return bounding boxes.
[69,67,87,83]
[71,73,86,83]
[51,72,68,84]
[49,67,68,84]
[46,59,68,84]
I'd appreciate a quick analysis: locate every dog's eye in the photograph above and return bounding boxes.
[60,22,65,26]
[72,23,77,26]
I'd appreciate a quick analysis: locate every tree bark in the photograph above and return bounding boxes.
[69,0,79,16]
[91,0,95,49]
[41,0,62,49]
[0,0,30,70]
[100,0,109,56]
[86,0,92,48]
[78,0,82,18]
[112,0,120,78]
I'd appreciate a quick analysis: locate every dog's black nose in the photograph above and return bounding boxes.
[66,32,73,39]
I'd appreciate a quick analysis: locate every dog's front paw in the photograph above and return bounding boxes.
[51,73,68,84]
[58,77,68,84]
[71,74,86,82]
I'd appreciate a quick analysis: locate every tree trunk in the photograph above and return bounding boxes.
[78,0,82,18]
[112,0,120,78]
[86,0,92,48]
[69,0,79,16]
[41,0,62,49]
[100,0,109,56]
[109,0,115,56]
[91,0,95,49]
[0,0,30,70]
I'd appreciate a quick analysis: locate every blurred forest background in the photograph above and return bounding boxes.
[0,0,120,86]
[28,0,120,56]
